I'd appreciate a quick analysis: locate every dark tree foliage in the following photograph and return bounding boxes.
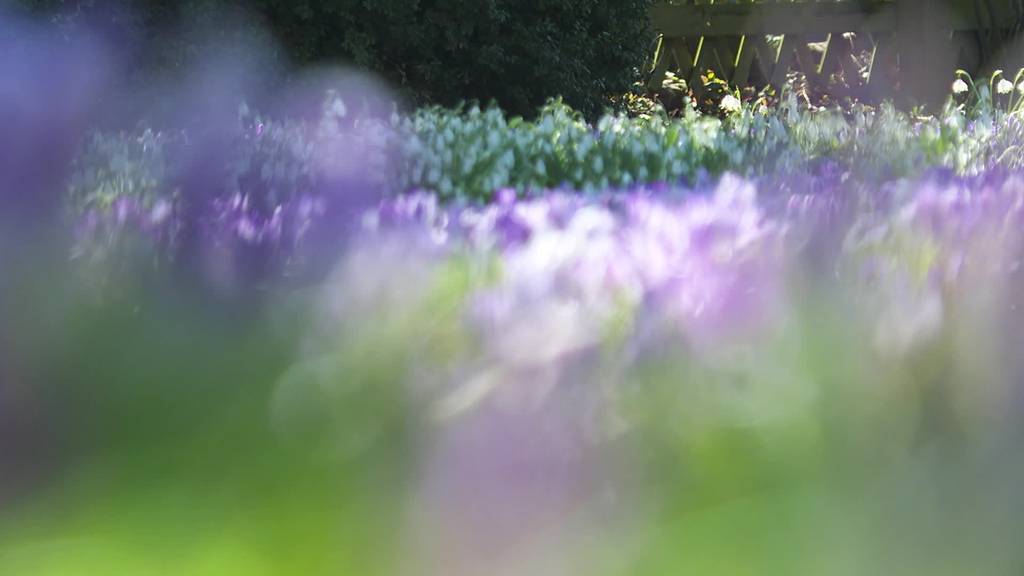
[12,0,654,117]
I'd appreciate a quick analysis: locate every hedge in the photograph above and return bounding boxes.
[13,0,654,117]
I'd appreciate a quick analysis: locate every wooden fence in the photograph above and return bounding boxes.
[647,0,1024,102]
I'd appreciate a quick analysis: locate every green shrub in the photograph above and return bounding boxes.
[66,93,1015,207]
[67,128,182,214]
[15,0,654,118]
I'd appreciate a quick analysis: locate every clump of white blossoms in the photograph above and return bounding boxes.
[997,78,1014,95]
[952,78,969,95]
[719,94,741,113]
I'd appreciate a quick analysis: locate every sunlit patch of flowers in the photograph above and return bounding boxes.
[332,170,1024,382]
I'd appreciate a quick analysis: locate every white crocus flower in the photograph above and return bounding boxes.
[997,78,1014,95]
[952,78,969,95]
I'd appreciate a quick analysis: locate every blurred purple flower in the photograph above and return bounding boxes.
[0,11,111,230]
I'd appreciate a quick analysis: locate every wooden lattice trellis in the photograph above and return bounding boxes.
[647,0,1024,102]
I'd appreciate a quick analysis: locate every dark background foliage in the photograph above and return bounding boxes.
[12,0,654,117]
